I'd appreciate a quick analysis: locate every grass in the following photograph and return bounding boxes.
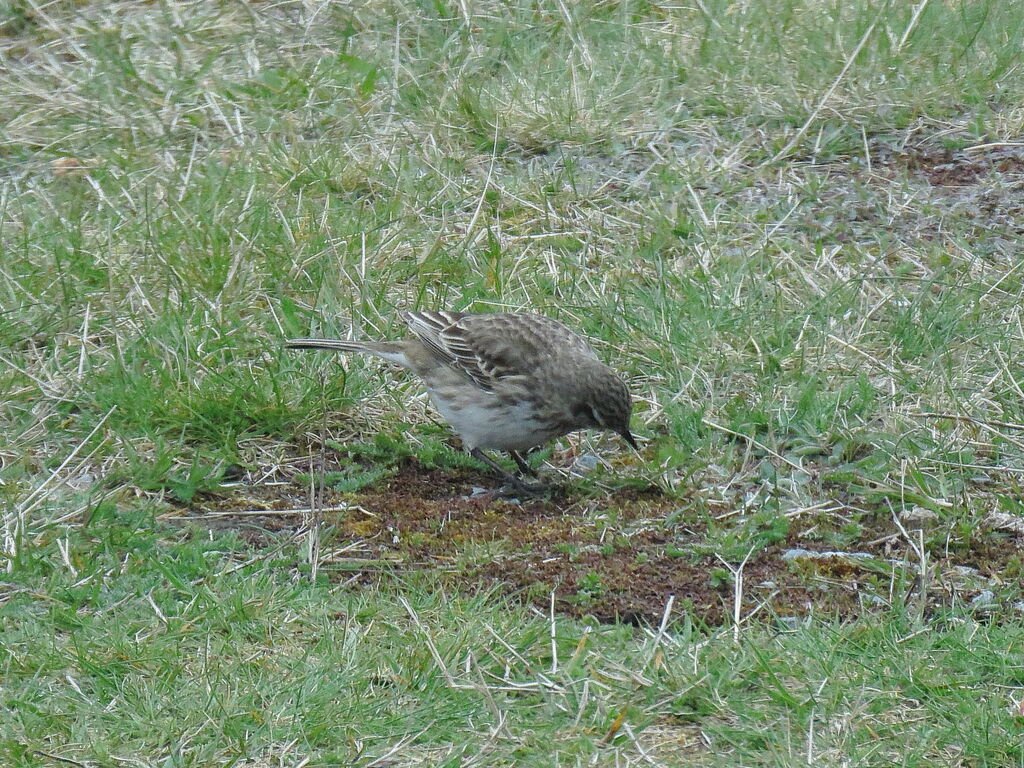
[3,515,1023,766]
[2,0,1024,764]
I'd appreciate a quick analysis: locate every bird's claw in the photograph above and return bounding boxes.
[499,477,549,497]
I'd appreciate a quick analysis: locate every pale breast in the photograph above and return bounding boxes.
[426,387,564,452]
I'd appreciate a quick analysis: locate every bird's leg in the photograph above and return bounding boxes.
[469,447,519,483]
[470,448,547,495]
[508,450,538,478]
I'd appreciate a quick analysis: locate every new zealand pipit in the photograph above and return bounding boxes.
[286,310,636,491]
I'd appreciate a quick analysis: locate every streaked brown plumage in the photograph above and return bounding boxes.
[286,310,636,490]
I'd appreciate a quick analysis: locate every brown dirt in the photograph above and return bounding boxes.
[894,143,1024,187]
[172,460,1024,626]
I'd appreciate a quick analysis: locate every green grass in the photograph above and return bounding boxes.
[3,0,1024,764]
[3,517,1023,766]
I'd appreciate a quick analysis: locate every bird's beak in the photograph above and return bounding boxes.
[621,429,639,451]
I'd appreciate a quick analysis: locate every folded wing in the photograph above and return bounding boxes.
[402,310,599,392]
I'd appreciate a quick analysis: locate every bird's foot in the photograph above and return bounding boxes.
[468,448,550,497]
[498,476,549,497]
[465,479,547,503]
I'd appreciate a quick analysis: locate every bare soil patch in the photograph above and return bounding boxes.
[897,144,1024,187]
[168,461,1024,626]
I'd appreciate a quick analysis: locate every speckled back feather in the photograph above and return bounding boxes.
[402,310,600,392]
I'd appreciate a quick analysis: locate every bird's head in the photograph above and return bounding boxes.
[580,366,637,450]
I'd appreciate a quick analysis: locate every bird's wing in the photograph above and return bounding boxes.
[401,310,465,368]
[403,310,599,391]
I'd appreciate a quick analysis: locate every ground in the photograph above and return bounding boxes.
[180,448,1024,628]
[3,0,1024,765]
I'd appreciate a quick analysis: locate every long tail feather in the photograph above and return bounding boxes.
[285,338,409,366]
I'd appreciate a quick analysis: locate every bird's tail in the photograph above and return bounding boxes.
[285,338,408,366]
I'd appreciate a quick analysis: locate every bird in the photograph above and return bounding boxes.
[286,310,637,492]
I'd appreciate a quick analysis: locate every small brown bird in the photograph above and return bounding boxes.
[286,310,636,491]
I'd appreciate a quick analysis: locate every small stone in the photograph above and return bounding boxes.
[782,549,872,562]
[970,590,996,611]
[68,472,96,490]
[51,156,89,176]
[900,506,938,524]
[782,548,813,561]
[985,512,1024,534]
